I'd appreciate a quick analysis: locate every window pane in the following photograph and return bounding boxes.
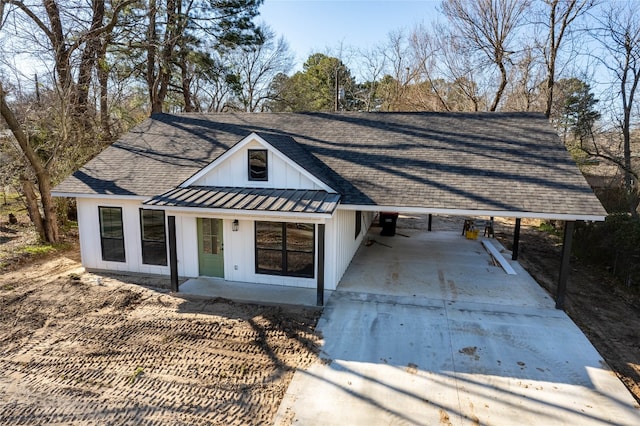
[249,149,267,180]
[256,221,282,249]
[287,252,314,277]
[203,218,211,235]
[142,210,165,242]
[102,238,125,262]
[100,207,123,238]
[142,241,167,265]
[286,223,314,252]
[257,249,282,274]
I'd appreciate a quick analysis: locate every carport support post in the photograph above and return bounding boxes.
[168,215,179,293]
[512,218,521,260]
[428,214,432,231]
[317,224,325,306]
[555,221,575,310]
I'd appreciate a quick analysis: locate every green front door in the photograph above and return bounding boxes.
[197,218,224,277]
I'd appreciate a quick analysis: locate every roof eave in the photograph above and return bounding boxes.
[337,204,606,222]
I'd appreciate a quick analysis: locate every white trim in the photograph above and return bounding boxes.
[179,132,336,193]
[52,192,148,201]
[482,240,517,275]
[144,205,332,221]
[336,204,606,222]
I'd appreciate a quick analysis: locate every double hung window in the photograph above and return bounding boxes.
[140,209,167,265]
[99,206,125,262]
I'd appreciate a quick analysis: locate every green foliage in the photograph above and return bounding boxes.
[268,53,357,112]
[537,221,562,236]
[574,214,640,290]
[552,78,601,147]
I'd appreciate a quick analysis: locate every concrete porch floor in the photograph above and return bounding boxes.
[178,277,332,307]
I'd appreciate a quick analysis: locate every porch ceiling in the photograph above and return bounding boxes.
[143,186,341,214]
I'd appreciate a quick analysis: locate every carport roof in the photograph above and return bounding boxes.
[53,111,607,221]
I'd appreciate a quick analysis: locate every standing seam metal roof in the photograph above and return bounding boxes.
[143,187,341,215]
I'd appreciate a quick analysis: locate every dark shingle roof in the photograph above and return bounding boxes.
[144,187,340,215]
[54,111,607,219]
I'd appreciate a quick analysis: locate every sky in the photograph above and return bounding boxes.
[259,0,441,70]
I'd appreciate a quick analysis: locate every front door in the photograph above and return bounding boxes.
[197,218,224,277]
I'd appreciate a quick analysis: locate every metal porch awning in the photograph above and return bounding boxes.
[143,186,341,215]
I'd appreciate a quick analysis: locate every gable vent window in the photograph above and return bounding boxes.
[140,209,167,266]
[99,206,125,262]
[248,149,268,181]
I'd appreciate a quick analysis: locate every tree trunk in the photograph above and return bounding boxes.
[20,175,45,239]
[490,60,508,111]
[76,0,105,122]
[98,40,111,138]
[1,82,59,243]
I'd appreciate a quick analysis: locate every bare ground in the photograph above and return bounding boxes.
[0,245,321,425]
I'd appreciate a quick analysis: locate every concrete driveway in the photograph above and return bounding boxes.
[274,231,640,425]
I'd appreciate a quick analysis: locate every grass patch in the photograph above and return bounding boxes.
[537,221,562,236]
[0,192,24,216]
[19,242,72,257]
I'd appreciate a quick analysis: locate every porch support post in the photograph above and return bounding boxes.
[512,218,521,261]
[168,215,179,293]
[428,214,432,231]
[317,224,325,306]
[555,221,575,310]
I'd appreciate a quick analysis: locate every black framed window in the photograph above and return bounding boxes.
[248,149,268,181]
[255,222,314,278]
[355,210,362,239]
[140,209,167,265]
[99,206,125,262]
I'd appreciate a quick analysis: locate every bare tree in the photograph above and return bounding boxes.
[538,0,596,118]
[0,80,58,242]
[354,45,387,112]
[441,0,531,111]
[228,26,294,112]
[591,3,640,214]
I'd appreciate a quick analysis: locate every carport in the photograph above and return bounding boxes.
[337,226,551,306]
[334,207,600,310]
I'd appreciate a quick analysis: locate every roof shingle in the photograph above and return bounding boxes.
[53,111,607,219]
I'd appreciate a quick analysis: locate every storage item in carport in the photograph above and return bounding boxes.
[379,212,399,236]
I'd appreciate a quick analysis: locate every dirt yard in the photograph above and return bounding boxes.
[0,245,321,425]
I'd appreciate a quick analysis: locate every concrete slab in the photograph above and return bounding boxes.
[178,277,331,307]
[339,230,554,308]
[274,231,640,426]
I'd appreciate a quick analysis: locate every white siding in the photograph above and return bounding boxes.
[76,198,170,275]
[324,209,374,289]
[75,197,371,291]
[192,140,323,190]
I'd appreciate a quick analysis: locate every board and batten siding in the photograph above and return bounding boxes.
[325,209,374,289]
[191,140,324,190]
[76,198,171,276]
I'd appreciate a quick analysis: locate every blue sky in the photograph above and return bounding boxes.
[259,0,440,69]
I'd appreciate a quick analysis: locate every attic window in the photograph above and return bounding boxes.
[248,149,268,181]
